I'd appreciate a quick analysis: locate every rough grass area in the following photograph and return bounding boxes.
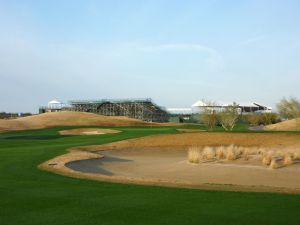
[1,126,300,225]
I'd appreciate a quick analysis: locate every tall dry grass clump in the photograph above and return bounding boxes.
[236,146,244,156]
[283,153,294,166]
[262,151,274,166]
[187,146,202,164]
[270,157,280,169]
[293,151,300,160]
[216,146,226,160]
[226,144,237,160]
[202,146,215,160]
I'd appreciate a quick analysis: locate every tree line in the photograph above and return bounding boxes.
[201,97,300,131]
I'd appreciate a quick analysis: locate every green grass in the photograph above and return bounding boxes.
[1,126,300,225]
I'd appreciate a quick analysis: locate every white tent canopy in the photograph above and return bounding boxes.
[47,100,64,109]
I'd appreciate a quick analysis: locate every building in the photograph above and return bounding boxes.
[39,100,68,113]
[191,100,272,114]
[166,100,272,123]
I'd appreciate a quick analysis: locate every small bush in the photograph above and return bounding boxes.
[226,145,237,160]
[262,151,274,166]
[187,146,202,163]
[270,158,279,169]
[284,154,293,166]
[293,151,300,160]
[202,146,216,160]
[216,146,226,159]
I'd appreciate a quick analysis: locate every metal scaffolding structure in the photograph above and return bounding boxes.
[68,98,169,122]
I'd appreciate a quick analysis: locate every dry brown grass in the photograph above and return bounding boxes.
[226,145,238,161]
[202,146,215,160]
[270,158,280,169]
[262,151,274,166]
[265,118,300,131]
[0,111,170,132]
[284,154,294,166]
[293,151,300,160]
[187,146,202,163]
[216,146,226,159]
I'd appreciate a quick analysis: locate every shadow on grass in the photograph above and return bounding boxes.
[4,135,66,140]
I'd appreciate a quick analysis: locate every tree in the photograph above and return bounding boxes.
[219,102,240,131]
[277,97,300,130]
[201,101,218,130]
[277,97,300,119]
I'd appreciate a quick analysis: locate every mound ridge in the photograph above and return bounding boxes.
[265,118,300,131]
[0,111,158,132]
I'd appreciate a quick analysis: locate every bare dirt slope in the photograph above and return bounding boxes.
[0,111,159,132]
[265,118,300,131]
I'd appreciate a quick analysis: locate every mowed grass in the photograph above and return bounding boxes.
[1,126,300,225]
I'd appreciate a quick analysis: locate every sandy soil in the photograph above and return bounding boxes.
[265,118,300,131]
[40,132,300,193]
[0,111,170,132]
[66,148,300,190]
[59,128,120,135]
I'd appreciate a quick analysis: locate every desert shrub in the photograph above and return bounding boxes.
[219,103,240,131]
[243,114,261,125]
[187,146,202,163]
[283,154,293,166]
[262,151,274,166]
[270,158,279,169]
[293,151,300,160]
[261,113,279,125]
[244,113,279,125]
[226,144,237,160]
[216,146,226,159]
[202,146,216,160]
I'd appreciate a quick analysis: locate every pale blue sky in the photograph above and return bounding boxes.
[0,0,300,112]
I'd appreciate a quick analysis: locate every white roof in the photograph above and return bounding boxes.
[192,100,207,107]
[192,100,271,108]
[48,100,61,105]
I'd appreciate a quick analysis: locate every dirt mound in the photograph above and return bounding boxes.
[0,111,159,132]
[265,118,300,131]
[59,128,120,135]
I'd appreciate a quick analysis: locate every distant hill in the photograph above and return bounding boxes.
[265,118,300,131]
[0,111,162,132]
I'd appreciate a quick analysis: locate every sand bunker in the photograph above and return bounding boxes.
[59,128,120,135]
[40,132,300,193]
[66,147,300,190]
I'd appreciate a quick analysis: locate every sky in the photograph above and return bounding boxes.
[0,0,300,113]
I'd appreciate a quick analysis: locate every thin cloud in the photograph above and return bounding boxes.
[139,43,223,69]
[235,35,265,48]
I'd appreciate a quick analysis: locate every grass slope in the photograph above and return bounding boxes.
[1,126,300,225]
